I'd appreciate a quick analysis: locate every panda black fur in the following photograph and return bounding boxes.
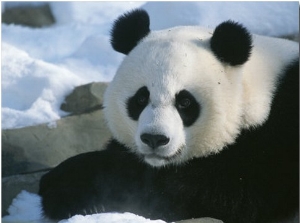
[39,9,299,223]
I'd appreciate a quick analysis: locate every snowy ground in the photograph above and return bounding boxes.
[2,2,299,222]
[2,1,299,130]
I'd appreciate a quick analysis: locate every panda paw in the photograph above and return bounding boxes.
[40,183,103,220]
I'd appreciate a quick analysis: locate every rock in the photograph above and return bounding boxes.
[293,33,299,42]
[2,142,47,177]
[2,109,112,177]
[61,82,108,115]
[2,4,55,27]
[2,81,112,215]
[280,33,299,43]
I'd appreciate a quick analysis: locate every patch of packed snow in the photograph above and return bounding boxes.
[60,212,166,223]
[2,191,44,222]
[2,1,298,130]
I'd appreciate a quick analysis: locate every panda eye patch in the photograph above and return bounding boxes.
[175,90,200,127]
[127,86,150,121]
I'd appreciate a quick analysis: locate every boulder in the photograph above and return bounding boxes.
[2,82,112,216]
[2,110,112,216]
[2,4,55,27]
[2,109,111,177]
[61,82,108,115]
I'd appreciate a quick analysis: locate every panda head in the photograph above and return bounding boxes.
[104,9,252,167]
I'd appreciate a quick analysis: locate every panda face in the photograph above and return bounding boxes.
[105,9,254,167]
[104,26,247,166]
[128,86,200,166]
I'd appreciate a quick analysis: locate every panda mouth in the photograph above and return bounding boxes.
[143,148,183,162]
[145,154,173,161]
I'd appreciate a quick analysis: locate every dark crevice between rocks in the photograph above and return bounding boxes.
[17,167,53,175]
[63,104,105,117]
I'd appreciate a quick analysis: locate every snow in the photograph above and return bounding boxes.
[2,1,144,129]
[2,191,167,223]
[143,1,299,36]
[60,212,166,223]
[2,1,298,130]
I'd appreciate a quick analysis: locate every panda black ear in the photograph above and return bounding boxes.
[110,9,150,55]
[210,21,252,66]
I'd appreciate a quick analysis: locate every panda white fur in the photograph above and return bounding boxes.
[39,9,299,222]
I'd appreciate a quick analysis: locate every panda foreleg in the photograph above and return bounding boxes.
[38,139,147,220]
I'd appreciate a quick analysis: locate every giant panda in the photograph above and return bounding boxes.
[39,9,299,223]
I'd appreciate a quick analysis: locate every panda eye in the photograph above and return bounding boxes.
[177,98,191,109]
[127,86,150,121]
[137,95,148,106]
[175,90,200,127]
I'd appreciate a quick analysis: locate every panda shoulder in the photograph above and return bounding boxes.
[241,36,298,128]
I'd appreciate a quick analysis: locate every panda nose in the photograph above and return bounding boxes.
[140,133,170,149]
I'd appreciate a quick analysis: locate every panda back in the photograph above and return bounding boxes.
[241,36,298,128]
